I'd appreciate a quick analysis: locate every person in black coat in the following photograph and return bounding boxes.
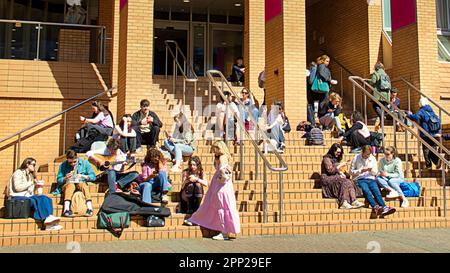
[131,99,163,149]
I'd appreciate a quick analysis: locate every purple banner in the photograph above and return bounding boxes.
[391,0,416,31]
[265,0,282,22]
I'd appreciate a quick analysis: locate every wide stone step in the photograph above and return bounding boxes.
[1,216,448,247]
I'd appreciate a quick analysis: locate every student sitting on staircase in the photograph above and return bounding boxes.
[318,92,344,137]
[9,158,62,231]
[339,111,371,153]
[57,150,96,217]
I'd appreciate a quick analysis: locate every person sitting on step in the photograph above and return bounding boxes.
[164,112,197,173]
[79,101,114,140]
[339,111,371,154]
[9,158,62,231]
[87,138,139,194]
[376,146,409,208]
[318,92,344,136]
[264,101,287,153]
[57,150,96,217]
[132,99,163,150]
[320,143,364,209]
[113,114,137,156]
[239,88,260,131]
[137,148,171,206]
[350,145,396,217]
[180,156,208,214]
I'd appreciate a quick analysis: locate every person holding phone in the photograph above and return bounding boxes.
[132,99,163,149]
[318,92,344,136]
[350,145,396,217]
[320,143,364,209]
[180,156,208,214]
[57,150,96,217]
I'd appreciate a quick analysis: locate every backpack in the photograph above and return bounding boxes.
[70,190,87,216]
[378,72,391,91]
[400,182,420,197]
[306,127,324,145]
[425,111,441,134]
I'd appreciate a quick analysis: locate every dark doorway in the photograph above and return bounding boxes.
[153,28,188,75]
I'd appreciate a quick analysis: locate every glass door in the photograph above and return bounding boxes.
[153,21,189,75]
[191,23,206,76]
[209,24,243,79]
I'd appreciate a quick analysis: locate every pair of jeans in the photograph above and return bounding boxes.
[120,137,137,153]
[139,171,170,203]
[106,170,140,193]
[13,195,53,221]
[241,104,259,128]
[376,176,405,197]
[135,125,161,148]
[357,178,386,208]
[270,123,285,149]
[164,139,194,165]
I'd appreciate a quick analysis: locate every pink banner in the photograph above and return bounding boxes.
[120,0,128,11]
[265,0,282,22]
[391,0,416,31]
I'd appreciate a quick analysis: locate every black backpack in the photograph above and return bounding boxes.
[306,127,324,145]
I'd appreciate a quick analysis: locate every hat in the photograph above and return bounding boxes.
[419,97,429,107]
[391,87,398,93]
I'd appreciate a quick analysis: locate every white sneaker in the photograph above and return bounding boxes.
[386,190,400,199]
[351,200,365,208]
[44,215,60,225]
[46,224,63,231]
[212,233,229,241]
[340,200,353,209]
[401,198,409,208]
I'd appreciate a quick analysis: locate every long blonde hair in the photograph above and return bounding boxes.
[316,55,330,65]
[211,140,233,165]
[329,92,342,107]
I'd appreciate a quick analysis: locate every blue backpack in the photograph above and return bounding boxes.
[424,111,441,134]
[399,182,420,197]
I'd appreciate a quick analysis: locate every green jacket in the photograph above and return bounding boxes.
[370,68,390,101]
[57,158,96,185]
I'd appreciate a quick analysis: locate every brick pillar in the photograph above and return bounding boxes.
[117,0,154,117]
[265,0,307,123]
[392,0,439,113]
[244,0,265,105]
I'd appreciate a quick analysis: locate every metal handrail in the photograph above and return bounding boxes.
[0,87,116,167]
[206,69,288,223]
[349,76,448,217]
[0,19,106,29]
[0,19,106,63]
[164,40,198,109]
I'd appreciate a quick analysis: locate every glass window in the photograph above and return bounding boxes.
[212,30,243,77]
[437,0,450,31]
[382,0,391,32]
[438,35,450,62]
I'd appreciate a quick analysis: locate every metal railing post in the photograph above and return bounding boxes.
[165,46,168,79]
[63,113,67,152]
[263,160,267,223]
[209,81,212,119]
[442,156,446,218]
[405,123,409,178]
[16,134,21,169]
[36,23,41,60]
[279,166,283,223]
[418,135,422,178]
[353,83,356,112]
[381,110,385,148]
[255,128,258,180]
[239,123,243,181]
[173,60,176,96]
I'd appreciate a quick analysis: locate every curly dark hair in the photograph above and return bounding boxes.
[184,156,204,179]
[144,148,165,172]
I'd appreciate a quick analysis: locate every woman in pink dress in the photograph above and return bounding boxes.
[184,141,241,240]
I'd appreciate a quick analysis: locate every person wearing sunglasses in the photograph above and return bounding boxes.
[377,146,409,208]
[9,158,62,231]
[56,150,97,217]
[239,89,260,131]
